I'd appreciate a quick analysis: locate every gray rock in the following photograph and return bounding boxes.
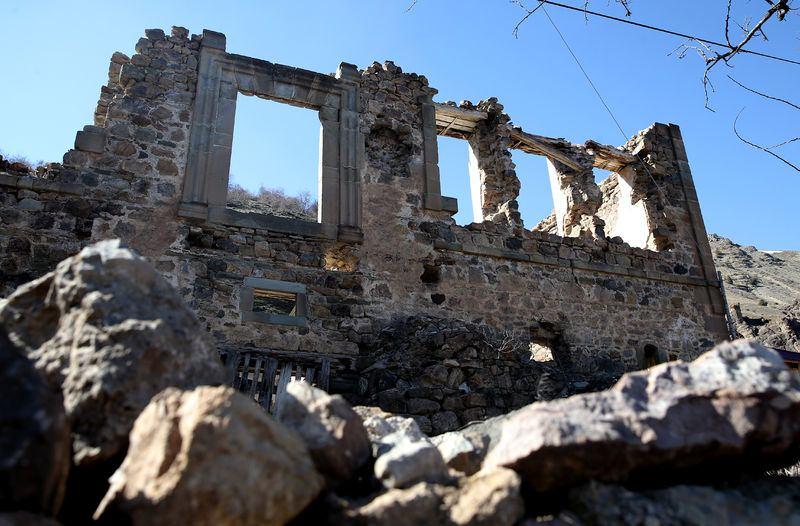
[275,380,371,483]
[565,478,800,526]
[95,386,323,526]
[374,437,448,489]
[484,340,800,492]
[0,328,70,516]
[431,431,480,475]
[362,411,449,488]
[0,240,226,466]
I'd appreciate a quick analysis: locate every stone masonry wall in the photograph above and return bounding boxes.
[0,27,729,435]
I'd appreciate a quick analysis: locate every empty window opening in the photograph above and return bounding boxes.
[228,95,320,222]
[437,135,475,225]
[253,289,297,316]
[240,277,308,327]
[511,151,556,231]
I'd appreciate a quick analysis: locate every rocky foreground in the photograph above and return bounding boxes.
[2,240,800,525]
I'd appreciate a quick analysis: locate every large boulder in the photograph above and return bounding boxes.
[484,340,800,492]
[0,239,226,466]
[275,380,371,483]
[0,328,70,516]
[95,386,324,526]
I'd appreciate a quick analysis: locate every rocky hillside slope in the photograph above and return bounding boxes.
[710,234,800,351]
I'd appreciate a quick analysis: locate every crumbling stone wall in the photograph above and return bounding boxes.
[0,26,729,434]
[465,99,521,226]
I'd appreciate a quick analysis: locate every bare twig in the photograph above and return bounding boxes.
[405,0,418,12]
[770,136,800,149]
[512,0,545,38]
[734,109,800,172]
[727,75,800,110]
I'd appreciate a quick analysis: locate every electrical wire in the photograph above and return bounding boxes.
[537,0,800,66]
[539,4,671,210]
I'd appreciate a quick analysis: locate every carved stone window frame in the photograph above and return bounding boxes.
[239,277,308,328]
[179,30,363,242]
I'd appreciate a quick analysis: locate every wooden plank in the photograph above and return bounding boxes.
[319,358,331,392]
[305,366,315,384]
[225,350,240,386]
[260,358,278,411]
[273,362,293,415]
[248,357,264,399]
[233,353,250,391]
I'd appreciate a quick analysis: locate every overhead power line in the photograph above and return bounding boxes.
[539,5,671,207]
[536,0,800,66]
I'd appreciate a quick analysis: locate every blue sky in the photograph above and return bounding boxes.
[1,0,798,249]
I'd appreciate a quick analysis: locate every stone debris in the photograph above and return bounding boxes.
[0,328,70,516]
[276,380,371,483]
[484,340,800,492]
[95,386,323,526]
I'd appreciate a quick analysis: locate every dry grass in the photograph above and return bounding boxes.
[0,149,48,173]
[227,183,318,221]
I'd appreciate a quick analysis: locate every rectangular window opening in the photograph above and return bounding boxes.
[437,135,476,226]
[240,278,308,328]
[253,289,298,316]
[228,94,320,223]
[510,151,557,233]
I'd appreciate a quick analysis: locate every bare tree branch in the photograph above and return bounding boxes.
[734,109,800,172]
[727,75,800,110]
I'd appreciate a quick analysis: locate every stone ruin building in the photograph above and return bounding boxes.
[0,27,730,434]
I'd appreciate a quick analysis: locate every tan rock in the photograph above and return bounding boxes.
[341,482,449,526]
[447,468,524,526]
[95,386,323,526]
[275,380,371,483]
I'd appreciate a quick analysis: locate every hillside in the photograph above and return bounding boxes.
[710,234,800,351]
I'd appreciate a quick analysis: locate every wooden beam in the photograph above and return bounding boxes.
[509,129,584,171]
[585,140,638,172]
